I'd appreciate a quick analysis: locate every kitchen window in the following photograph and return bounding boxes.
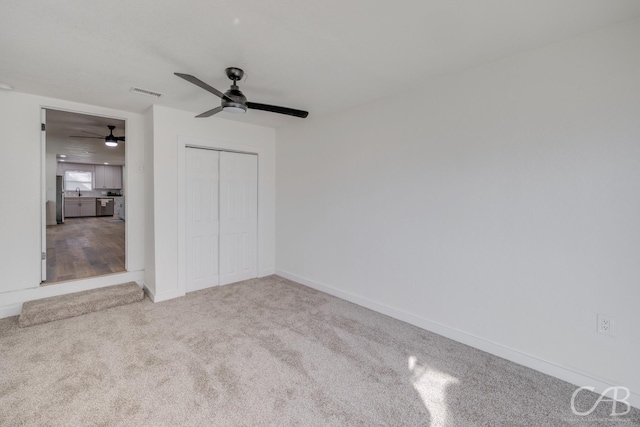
[64,170,93,191]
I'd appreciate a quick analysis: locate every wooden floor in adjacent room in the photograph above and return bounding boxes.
[44,216,125,284]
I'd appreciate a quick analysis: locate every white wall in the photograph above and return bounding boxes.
[0,91,43,294]
[276,19,640,405]
[0,91,146,312]
[143,107,156,296]
[147,105,276,302]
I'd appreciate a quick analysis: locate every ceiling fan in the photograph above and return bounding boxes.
[175,67,309,119]
[70,125,125,147]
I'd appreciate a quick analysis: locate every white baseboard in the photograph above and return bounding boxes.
[148,288,185,303]
[275,269,639,410]
[184,281,219,294]
[141,283,155,301]
[259,269,276,277]
[0,303,23,319]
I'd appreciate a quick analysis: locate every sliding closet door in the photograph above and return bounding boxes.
[219,151,258,286]
[186,148,220,292]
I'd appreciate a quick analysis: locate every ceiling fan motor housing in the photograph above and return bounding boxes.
[222,85,248,113]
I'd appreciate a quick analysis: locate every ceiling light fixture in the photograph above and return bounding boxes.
[221,76,248,114]
[222,104,247,114]
[105,135,118,147]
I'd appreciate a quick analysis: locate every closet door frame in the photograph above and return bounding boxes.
[177,136,265,297]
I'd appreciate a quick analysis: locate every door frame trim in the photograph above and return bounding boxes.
[40,106,128,285]
[40,108,47,281]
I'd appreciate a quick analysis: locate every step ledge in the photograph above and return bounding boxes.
[18,282,143,327]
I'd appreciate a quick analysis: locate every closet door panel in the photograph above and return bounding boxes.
[186,148,220,292]
[219,151,258,285]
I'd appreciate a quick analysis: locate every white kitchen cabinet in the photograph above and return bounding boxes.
[95,165,122,189]
[112,166,122,190]
[94,166,106,188]
[64,199,80,217]
[64,198,96,217]
[111,166,122,189]
[114,197,125,220]
[115,197,125,221]
[80,198,96,216]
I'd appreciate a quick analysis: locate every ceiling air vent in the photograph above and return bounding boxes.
[130,87,163,98]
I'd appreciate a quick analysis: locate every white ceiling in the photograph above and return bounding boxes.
[2,1,640,129]
[45,109,125,165]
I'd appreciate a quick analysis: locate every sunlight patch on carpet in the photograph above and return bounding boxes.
[409,355,459,427]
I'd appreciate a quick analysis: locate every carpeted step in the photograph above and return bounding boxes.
[18,282,144,327]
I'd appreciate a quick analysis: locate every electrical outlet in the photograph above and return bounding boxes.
[597,314,615,336]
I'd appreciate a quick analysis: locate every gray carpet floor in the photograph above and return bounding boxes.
[0,275,638,426]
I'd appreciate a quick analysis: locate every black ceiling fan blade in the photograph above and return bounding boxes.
[115,136,126,141]
[82,130,106,137]
[247,102,309,118]
[174,73,232,102]
[69,135,104,139]
[195,106,223,118]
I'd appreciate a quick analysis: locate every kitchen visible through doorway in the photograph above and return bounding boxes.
[43,109,126,285]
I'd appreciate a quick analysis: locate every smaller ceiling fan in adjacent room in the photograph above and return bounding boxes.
[174,67,309,119]
[70,125,125,147]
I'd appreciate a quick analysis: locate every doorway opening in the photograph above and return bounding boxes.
[42,109,126,285]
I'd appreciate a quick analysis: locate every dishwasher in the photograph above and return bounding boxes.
[96,198,115,216]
